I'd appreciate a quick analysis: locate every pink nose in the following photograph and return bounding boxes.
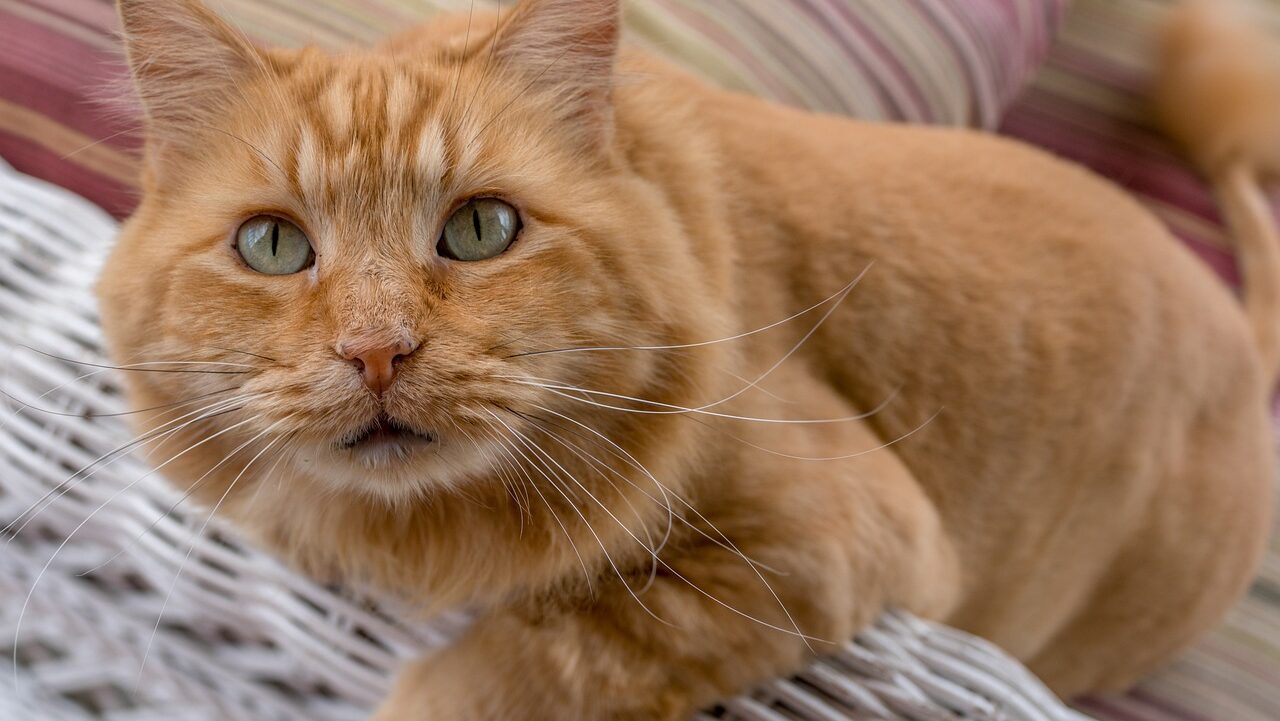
[337,338,419,396]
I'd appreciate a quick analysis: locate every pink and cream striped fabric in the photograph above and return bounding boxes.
[0,0,1063,217]
[633,0,1064,126]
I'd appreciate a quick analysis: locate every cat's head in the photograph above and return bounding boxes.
[99,0,728,505]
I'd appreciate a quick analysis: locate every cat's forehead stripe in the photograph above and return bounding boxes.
[415,119,448,185]
[320,80,353,140]
[287,68,459,212]
[385,71,417,130]
[295,124,324,209]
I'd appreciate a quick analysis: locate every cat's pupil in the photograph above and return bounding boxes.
[472,208,483,243]
[271,222,279,256]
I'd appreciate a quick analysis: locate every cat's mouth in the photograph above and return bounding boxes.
[337,413,435,452]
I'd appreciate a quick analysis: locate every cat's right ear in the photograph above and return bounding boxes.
[117,0,264,143]
[491,0,622,149]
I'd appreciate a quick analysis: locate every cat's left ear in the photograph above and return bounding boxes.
[492,0,621,148]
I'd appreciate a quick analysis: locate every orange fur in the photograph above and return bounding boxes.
[1155,0,1280,377]
[100,0,1278,718]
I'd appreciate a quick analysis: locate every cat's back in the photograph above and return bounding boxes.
[649,70,1252,381]
[655,58,1275,679]
[614,54,1223,306]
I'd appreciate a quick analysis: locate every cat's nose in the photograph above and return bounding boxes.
[337,338,419,396]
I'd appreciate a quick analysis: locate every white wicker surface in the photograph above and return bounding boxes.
[0,157,1095,721]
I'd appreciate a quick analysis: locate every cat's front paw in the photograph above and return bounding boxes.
[368,624,692,721]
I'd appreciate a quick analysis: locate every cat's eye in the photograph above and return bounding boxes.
[236,216,313,275]
[438,198,521,262]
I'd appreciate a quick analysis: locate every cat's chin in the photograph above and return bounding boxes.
[288,429,496,502]
[339,436,435,469]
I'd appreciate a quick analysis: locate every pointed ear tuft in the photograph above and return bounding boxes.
[492,0,621,146]
[117,0,264,137]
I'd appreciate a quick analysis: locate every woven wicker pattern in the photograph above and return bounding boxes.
[0,158,1096,720]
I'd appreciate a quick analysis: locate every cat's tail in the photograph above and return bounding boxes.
[1155,0,1280,383]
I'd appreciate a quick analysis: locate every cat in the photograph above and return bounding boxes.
[98,0,1279,718]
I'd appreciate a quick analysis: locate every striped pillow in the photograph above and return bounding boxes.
[0,0,1064,217]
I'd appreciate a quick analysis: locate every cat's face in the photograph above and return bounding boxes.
[99,0,720,503]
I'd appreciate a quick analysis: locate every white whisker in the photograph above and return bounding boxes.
[527,403,778,574]
[477,417,594,591]
[3,393,262,540]
[520,403,818,647]
[484,409,670,623]
[490,408,821,643]
[136,417,293,685]
[79,422,299,578]
[713,408,945,462]
[505,267,871,359]
[503,377,897,426]
[12,412,266,685]
[513,413,664,595]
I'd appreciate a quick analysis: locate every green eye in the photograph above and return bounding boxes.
[438,198,521,261]
[236,216,313,275]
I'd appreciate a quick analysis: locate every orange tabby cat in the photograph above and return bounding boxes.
[99,0,1279,718]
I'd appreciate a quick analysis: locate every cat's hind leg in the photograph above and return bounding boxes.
[1026,396,1273,697]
